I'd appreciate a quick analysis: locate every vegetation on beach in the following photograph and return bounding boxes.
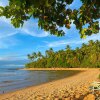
[0,0,99,38]
[26,40,100,68]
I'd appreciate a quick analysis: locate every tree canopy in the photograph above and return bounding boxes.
[0,0,99,38]
[26,40,100,68]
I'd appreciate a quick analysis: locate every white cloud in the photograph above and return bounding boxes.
[20,19,49,37]
[0,16,49,39]
[0,55,27,61]
[0,32,17,39]
[21,28,49,37]
[0,37,19,49]
[0,17,19,39]
[0,17,49,49]
[0,17,10,24]
[0,17,19,48]
[0,0,8,6]
[46,33,100,48]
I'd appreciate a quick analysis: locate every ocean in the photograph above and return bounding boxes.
[0,61,80,94]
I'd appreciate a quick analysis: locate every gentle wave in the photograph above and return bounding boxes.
[4,64,24,67]
[0,72,17,76]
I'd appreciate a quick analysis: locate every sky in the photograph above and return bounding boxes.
[0,0,100,61]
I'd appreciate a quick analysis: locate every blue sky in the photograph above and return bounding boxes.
[0,0,100,61]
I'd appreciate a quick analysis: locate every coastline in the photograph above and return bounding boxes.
[0,68,100,100]
[21,68,100,71]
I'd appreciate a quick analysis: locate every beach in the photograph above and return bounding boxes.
[0,68,100,100]
[22,68,97,71]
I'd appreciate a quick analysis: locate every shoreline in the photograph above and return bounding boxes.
[0,68,100,100]
[21,68,100,71]
[0,69,82,95]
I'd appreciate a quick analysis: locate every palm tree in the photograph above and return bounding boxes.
[45,48,54,58]
[65,45,71,51]
[45,50,49,58]
[89,40,94,46]
[37,51,41,57]
[32,52,37,58]
[27,54,31,60]
[37,51,42,59]
[27,54,33,61]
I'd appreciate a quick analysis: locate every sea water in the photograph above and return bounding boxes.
[0,63,81,94]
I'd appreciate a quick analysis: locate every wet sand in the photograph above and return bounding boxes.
[22,68,98,71]
[0,68,100,100]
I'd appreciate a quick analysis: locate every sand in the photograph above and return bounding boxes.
[0,68,100,100]
[22,68,99,71]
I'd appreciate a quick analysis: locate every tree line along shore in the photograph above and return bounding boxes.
[26,40,100,68]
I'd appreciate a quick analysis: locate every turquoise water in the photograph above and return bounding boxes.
[0,64,81,94]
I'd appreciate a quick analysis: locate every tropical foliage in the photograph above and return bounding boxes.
[26,40,100,68]
[0,0,99,38]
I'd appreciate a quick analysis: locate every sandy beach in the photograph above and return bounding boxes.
[0,68,100,100]
[22,68,98,71]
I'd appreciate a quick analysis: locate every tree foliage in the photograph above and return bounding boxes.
[0,0,99,38]
[26,40,100,68]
